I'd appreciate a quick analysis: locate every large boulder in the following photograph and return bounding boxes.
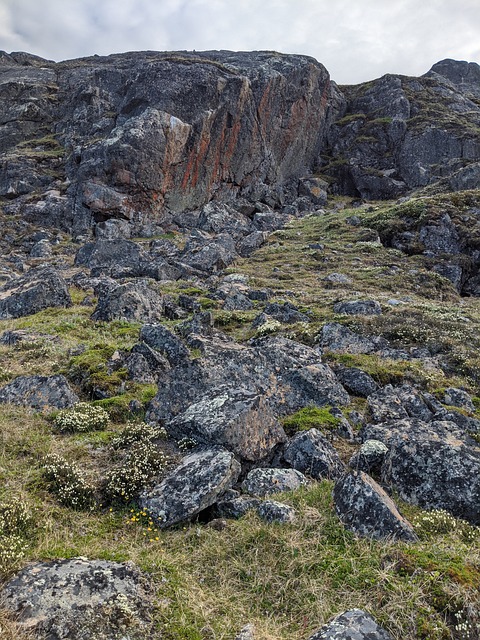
[2,557,153,640]
[283,428,345,480]
[0,375,78,411]
[91,281,164,322]
[147,335,349,426]
[241,468,308,497]
[140,448,241,528]
[308,609,393,640]
[0,266,71,319]
[166,390,287,462]
[333,471,417,542]
[378,420,480,524]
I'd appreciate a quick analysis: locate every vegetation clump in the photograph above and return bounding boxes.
[53,402,110,433]
[282,406,341,435]
[42,454,96,510]
[0,499,33,576]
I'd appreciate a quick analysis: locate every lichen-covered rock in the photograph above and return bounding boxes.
[216,495,296,523]
[334,366,379,398]
[74,239,145,270]
[241,467,308,497]
[283,428,345,480]
[91,281,164,322]
[443,387,475,412]
[333,472,417,542]
[0,266,71,319]
[167,390,287,462]
[2,557,153,640]
[0,375,78,411]
[140,448,241,528]
[318,323,388,355]
[367,385,409,423]
[349,439,388,475]
[147,335,349,427]
[308,608,393,640]
[139,323,190,366]
[377,419,480,524]
[333,300,382,316]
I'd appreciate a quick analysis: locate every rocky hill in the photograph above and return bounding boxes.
[0,50,479,640]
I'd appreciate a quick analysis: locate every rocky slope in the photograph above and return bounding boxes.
[0,49,479,640]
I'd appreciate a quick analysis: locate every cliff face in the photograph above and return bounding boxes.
[324,59,480,199]
[1,50,479,239]
[0,50,344,236]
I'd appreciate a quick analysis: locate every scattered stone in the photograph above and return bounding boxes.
[140,448,241,528]
[283,429,345,480]
[335,367,379,398]
[235,623,256,640]
[333,299,382,315]
[2,557,153,640]
[349,439,389,475]
[443,387,475,412]
[29,238,52,258]
[139,323,190,366]
[0,266,71,319]
[0,374,78,411]
[216,495,296,524]
[242,467,308,497]
[91,281,164,323]
[308,608,393,640]
[334,472,418,541]
[323,272,352,285]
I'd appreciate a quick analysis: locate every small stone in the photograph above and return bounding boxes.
[308,608,393,640]
[242,467,308,497]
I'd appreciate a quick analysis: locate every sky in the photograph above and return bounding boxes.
[1,0,479,84]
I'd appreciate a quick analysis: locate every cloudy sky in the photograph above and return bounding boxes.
[1,0,479,84]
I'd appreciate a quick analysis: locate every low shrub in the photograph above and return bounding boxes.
[42,454,96,510]
[53,402,110,433]
[104,441,169,503]
[111,421,167,449]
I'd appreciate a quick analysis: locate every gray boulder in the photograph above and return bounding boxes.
[283,429,345,480]
[335,367,379,398]
[241,468,308,497]
[443,387,475,413]
[0,375,78,411]
[0,266,71,319]
[139,323,190,366]
[216,495,296,524]
[91,281,164,323]
[349,440,388,475]
[140,448,241,528]
[75,239,145,270]
[308,609,393,640]
[167,390,287,462]
[333,300,382,315]
[2,557,153,640]
[367,385,409,423]
[334,472,417,542]
[378,419,480,524]
[319,323,388,355]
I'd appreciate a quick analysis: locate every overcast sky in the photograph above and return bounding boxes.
[1,0,479,84]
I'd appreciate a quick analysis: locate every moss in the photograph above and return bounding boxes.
[282,406,341,436]
[334,112,367,126]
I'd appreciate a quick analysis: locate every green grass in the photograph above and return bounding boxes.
[282,407,341,435]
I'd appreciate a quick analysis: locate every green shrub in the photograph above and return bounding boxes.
[42,454,96,510]
[53,402,110,433]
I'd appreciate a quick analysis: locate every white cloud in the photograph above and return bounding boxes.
[0,0,479,82]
